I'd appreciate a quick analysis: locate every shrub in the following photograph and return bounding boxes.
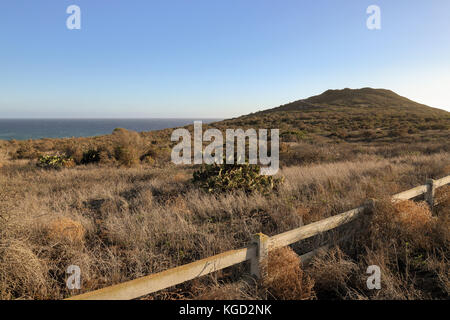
[362,129,378,140]
[368,200,433,251]
[81,149,101,165]
[389,128,408,138]
[112,128,142,167]
[264,247,315,300]
[192,161,284,194]
[435,185,450,210]
[141,155,156,165]
[64,143,84,164]
[335,128,348,139]
[393,200,433,236]
[0,150,6,168]
[0,240,48,299]
[140,147,158,165]
[114,146,139,167]
[46,218,85,245]
[37,155,75,169]
[98,150,116,165]
[14,142,40,160]
[307,248,357,299]
[281,130,306,142]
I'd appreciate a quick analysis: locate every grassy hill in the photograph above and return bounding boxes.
[216,88,450,144]
[272,88,444,113]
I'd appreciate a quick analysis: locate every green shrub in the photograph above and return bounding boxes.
[37,155,75,169]
[81,149,101,164]
[192,160,284,194]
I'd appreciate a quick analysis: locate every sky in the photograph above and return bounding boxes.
[0,0,449,118]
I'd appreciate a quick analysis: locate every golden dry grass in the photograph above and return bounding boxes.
[393,200,433,235]
[436,185,450,209]
[0,147,449,299]
[0,240,48,299]
[46,218,85,245]
[307,248,358,299]
[304,195,449,300]
[193,280,257,300]
[264,247,315,300]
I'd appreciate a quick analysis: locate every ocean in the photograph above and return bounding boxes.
[0,119,220,141]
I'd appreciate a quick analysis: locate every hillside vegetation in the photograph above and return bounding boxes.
[218,88,449,144]
[0,88,449,300]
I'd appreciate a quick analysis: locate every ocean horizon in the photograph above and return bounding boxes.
[0,118,221,141]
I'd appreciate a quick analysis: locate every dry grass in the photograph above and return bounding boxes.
[0,145,449,299]
[193,280,258,300]
[436,185,450,209]
[367,200,434,251]
[393,201,433,236]
[307,248,357,299]
[46,218,85,246]
[0,240,48,299]
[264,247,315,300]
[303,190,449,300]
[0,88,448,300]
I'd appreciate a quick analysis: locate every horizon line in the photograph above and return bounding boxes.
[0,117,225,120]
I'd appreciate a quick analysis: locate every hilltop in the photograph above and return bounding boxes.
[266,88,444,114]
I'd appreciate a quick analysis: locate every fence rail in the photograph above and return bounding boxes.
[67,175,450,300]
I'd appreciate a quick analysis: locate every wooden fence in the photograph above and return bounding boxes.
[67,175,450,300]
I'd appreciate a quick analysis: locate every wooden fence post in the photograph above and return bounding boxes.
[426,179,436,209]
[364,198,376,214]
[250,233,269,280]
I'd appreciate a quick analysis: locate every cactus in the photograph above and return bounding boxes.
[37,154,75,169]
[192,159,283,194]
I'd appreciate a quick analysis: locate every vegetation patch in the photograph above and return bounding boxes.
[192,161,284,194]
[37,154,75,169]
[265,247,315,300]
[46,217,86,246]
[81,149,101,165]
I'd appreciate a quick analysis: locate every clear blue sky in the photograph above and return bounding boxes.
[1,0,449,118]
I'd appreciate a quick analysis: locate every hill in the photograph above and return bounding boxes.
[269,88,444,114]
[216,88,450,144]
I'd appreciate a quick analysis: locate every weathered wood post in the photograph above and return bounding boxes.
[426,179,436,209]
[250,233,269,280]
[364,198,376,214]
